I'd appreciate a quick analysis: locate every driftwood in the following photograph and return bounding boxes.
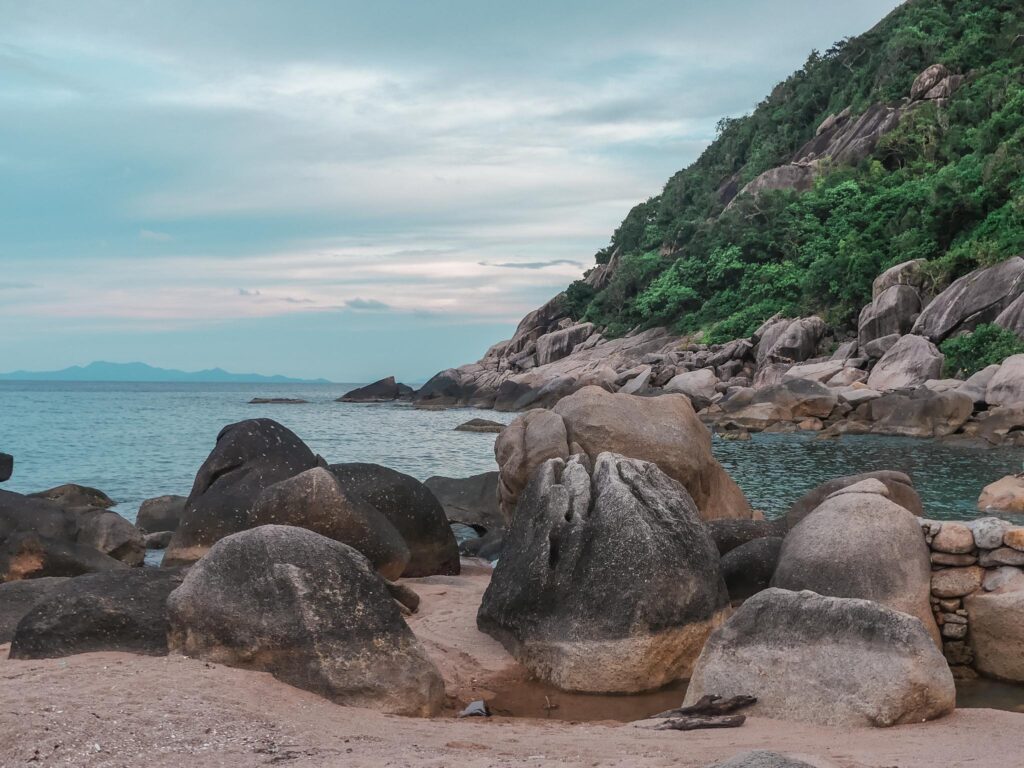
[652,714,746,731]
[651,694,757,720]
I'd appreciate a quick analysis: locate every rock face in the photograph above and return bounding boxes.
[858,285,921,347]
[0,577,69,642]
[250,467,410,580]
[866,335,943,391]
[773,482,940,647]
[9,568,185,659]
[785,471,923,529]
[912,257,1024,343]
[966,588,1024,682]
[337,376,411,403]
[74,509,145,566]
[424,472,503,533]
[477,453,730,693]
[684,589,955,727]
[164,419,319,566]
[166,525,444,716]
[720,537,783,603]
[136,495,186,533]
[328,463,459,577]
[978,475,1024,513]
[986,355,1024,407]
[536,323,595,366]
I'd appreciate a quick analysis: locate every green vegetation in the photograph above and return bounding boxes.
[941,324,1024,377]
[568,0,1024,341]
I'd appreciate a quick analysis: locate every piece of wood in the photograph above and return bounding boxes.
[651,694,757,720]
[651,715,746,731]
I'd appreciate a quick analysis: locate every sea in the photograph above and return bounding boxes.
[1,381,1022,525]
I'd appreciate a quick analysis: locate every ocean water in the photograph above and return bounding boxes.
[1,381,1022,523]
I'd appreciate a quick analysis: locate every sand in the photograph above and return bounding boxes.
[1,561,1021,768]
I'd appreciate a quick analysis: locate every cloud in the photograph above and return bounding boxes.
[238,288,262,296]
[344,298,390,311]
[139,228,173,241]
[481,259,585,270]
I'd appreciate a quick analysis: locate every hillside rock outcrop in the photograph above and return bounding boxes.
[912,257,1024,343]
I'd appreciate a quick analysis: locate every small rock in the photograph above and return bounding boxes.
[970,518,1011,550]
[1005,528,1024,552]
[941,623,968,640]
[457,700,491,718]
[979,547,1024,568]
[454,418,506,434]
[930,552,977,567]
[983,566,1024,593]
[931,566,984,598]
[931,522,974,554]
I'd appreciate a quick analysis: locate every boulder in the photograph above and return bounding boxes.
[75,509,145,566]
[959,405,1024,447]
[9,568,185,659]
[872,259,929,299]
[995,293,1024,336]
[852,389,974,438]
[706,518,787,556]
[0,532,127,582]
[453,418,505,433]
[683,589,955,727]
[912,257,1024,343]
[911,64,950,101]
[721,537,783,603]
[494,408,569,520]
[0,453,11,482]
[0,577,69,642]
[978,475,1024,514]
[478,453,730,693]
[337,376,406,402]
[663,368,719,409]
[424,472,504,532]
[858,285,921,347]
[782,360,846,385]
[328,463,459,577]
[535,323,595,366]
[863,333,901,360]
[136,495,186,533]
[163,419,319,566]
[166,525,444,716]
[866,335,943,391]
[250,467,410,580]
[710,752,816,768]
[785,471,922,529]
[774,483,940,647]
[958,364,1000,405]
[756,317,826,364]
[29,484,114,512]
[986,355,1024,407]
[720,379,837,430]
[551,387,752,521]
[144,530,173,549]
[966,588,1024,682]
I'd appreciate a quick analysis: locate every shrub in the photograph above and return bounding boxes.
[940,323,1024,377]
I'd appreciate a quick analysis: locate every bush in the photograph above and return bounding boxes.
[940,323,1024,376]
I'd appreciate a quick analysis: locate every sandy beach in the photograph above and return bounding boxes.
[0,562,1020,768]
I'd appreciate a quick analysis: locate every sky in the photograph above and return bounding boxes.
[0,0,903,382]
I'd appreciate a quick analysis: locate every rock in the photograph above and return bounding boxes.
[785,471,922,529]
[831,340,859,361]
[995,293,1024,336]
[866,335,943,391]
[773,484,940,647]
[9,568,185,659]
[250,467,410,580]
[858,285,921,347]
[873,259,929,299]
[983,566,1024,593]
[424,472,503,533]
[494,409,570,521]
[337,376,407,402]
[966,588,1024,682]
[75,509,145,566]
[685,589,954,727]
[931,522,974,554]
[979,548,1024,567]
[0,453,11,482]
[0,577,69,642]
[970,517,1010,550]
[709,752,817,768]
[862,333,901,360]
[535,323,595,366]
[931,566,984,599]
[960,406,1024,447]
[986,355,1024,407]
[979,475,1024,513]
[755,317,826,364]
[706,518,787,556]
[663,368,719,409]
[328,463,460,577]
[782,360,846,385]
[958,364,1000,405]
[29,484,114,512]
[454,418,505,433]
[911,64,950,101]
[551,387,752,521]
[136,495,186,533]
[721,537,783,603]
[143,530,173,549]
[824,366,866,387]
[837,386,882,406]
[1005,528,1024,552]
[166,525,444,715]
[163,419,319,566]
[478,453,730,693]
[852,389,974,438]
[720,379,837,431]
[475,528,504,561]
[619,366,653,395]
[913,257,1024,343]
[924,74,964,100]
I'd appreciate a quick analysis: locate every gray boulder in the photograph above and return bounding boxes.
[863,333,901,360]
[995,293,1024,336]
[424,472,504,533]
[858,285,921,347]
[706,518,787,556]
[453,418,505,433]
[663,368,719,409]
[966,587,1024,682]
[136,495,186,533]
[721,537,783,603]
[29,483,115,512]
[756,317,826,364]
[74,509,145,567]
[911,64,950,101]
[337,376,409,403]
[684,589,955,727]
[167,525,444,716]
[872,259,929,299]
[494,408,569,521]
[0,453,11,482]
[912,257,1024,343]
[478,452,730,693]
[866,335,943,391]
[986,355,1024,407]
[0,577,69,642]
[535,323,595,366]
[250,467,410,580]
[785,471,923,529]
[851,389,974,438]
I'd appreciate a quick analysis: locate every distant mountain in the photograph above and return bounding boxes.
[0,361,331,384]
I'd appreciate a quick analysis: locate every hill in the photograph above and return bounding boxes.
[0,361,331,384]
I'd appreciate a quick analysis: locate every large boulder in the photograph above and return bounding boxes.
[328,463,459,577]
[136,495,186,533]
[851,389,974,438]
[911,64,950,101]
[978,475,1024,513]
[986,355,1024,407]
[866,335,943,391]
[250,467,410,580]
[995,293,1024,336]
[9,568,184,658]
[684,589,955,727]
[29,483,114,512]
[755,317,826,364]
[494,408,571,520]
[912,257,1024,343]
[166,525,444,716]
[663,368,719,409]
[720,537,783,603]
[164,419,319,566]
[966,587,1024,682]
[477,453,730,693]
[720,379,837,430]
[424,472,504,533]
[0,577,69,642]
[74,509,145,567]
[785,471,923,529]
[337,376,410,403]
[873,259,929,299]
[0,453,11,482]
[858,285,921,347]
[550,387,752,521]
[706,518,787,556]
[773,480,940,647]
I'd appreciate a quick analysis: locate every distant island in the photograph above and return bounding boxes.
[0,361,331,384]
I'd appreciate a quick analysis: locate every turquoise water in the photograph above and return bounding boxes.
[0,381,1021,523]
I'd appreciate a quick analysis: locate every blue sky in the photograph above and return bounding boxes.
[0,0,902,382]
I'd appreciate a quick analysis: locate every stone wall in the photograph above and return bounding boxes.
[920,516,1024,677]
